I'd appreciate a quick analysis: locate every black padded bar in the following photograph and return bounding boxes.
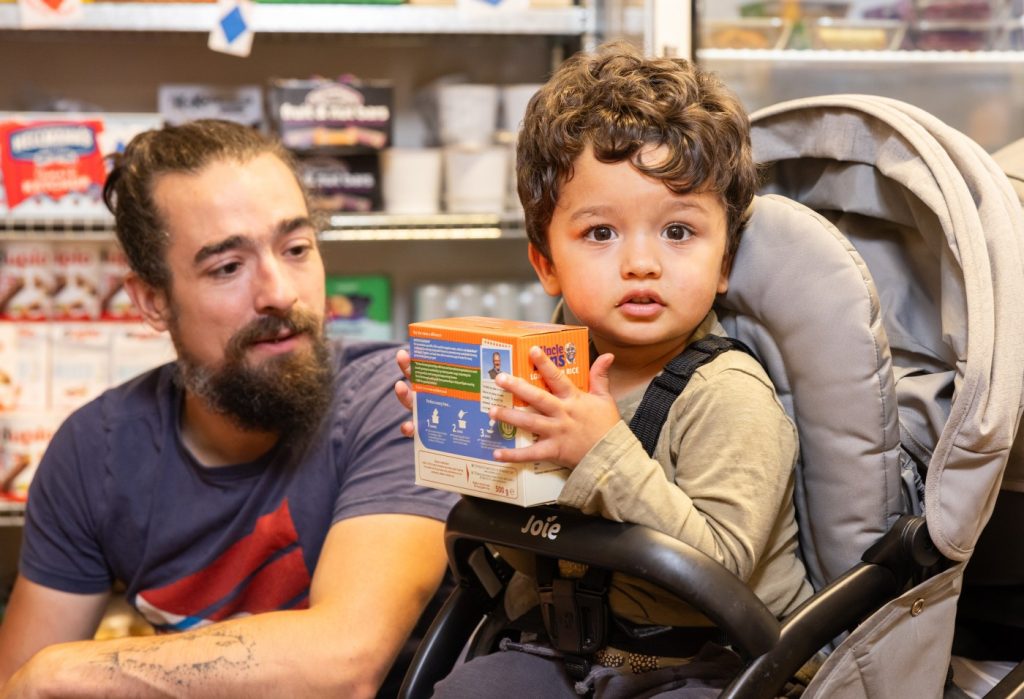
[444,497,780,659]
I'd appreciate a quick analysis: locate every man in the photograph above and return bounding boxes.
[488,351,502,380]
[0,120,456,698]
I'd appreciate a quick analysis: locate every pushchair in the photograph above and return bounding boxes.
[940,135,1024,698]
[399,95,1024,699]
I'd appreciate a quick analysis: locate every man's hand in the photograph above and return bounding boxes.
[0,577,109,693]
[394,349,414,438]
[490,346,619,468]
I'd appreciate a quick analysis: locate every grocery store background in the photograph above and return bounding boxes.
[0,0,1020,631]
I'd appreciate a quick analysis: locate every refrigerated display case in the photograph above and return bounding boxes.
[666,0,1024,151]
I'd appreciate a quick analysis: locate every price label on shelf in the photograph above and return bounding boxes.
[208,0,255,58]
[17,0,83,29]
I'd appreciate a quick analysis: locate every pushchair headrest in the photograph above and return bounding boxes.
[716,194,902,590]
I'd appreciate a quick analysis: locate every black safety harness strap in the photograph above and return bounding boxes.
[535,558,610,679]
[534,334,757,679]
[628,335,756,457]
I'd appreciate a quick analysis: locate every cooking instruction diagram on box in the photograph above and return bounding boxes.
[412,336,516,460]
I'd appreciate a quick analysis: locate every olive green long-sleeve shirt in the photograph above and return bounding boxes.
[505,313,813,627]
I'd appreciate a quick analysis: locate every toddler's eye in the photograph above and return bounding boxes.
[585,226,616,242]
[663,224,693,241]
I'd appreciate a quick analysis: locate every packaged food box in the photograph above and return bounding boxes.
[1004,17,1024,48]
[808,18,907,49]
[52,243,102,321]
[908,19,1000,48]
[700,18,793,49]
[912,0,1003,21]
[0,112,162,221]
[267,78,392,154]
[740,0,850,18]
[0,323,50,413]
[0,242,54,321]
[409,316,588,506]
[99,245,141,321]
[158,84,264,128]
[299,154,381,212]
[0,411,60,502]
[109,323,176,385]
[257,0,402,4]
[325,274,392,341]
[49,322,111,413]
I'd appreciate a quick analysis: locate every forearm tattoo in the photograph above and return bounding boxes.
[92,629,257,693]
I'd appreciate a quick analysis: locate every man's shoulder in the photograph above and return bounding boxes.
[39,361,177,487]
[67,361,177,429]
[327,339,406,422]
[330,338,403,376]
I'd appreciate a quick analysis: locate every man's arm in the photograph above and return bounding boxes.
[0,577,109,685]
[1,513,448,699]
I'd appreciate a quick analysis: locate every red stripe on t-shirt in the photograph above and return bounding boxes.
[139,499,306,616]
[207,547,311,621]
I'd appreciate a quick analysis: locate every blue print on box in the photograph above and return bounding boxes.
[416,394,515,459]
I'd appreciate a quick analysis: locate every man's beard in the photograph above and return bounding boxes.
[171,308,334,439]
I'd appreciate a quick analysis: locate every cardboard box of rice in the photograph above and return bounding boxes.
[408,316,589,506]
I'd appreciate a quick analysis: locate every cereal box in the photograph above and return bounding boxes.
[409,316,589,506]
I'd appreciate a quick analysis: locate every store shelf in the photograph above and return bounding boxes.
[698,47,1024,65]
[0,3,591,36]
[0,217,116,242]
[0,502,24,528]
[322,212,526,240]
[0,212,527,242]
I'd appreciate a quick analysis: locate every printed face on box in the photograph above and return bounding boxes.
[147,152,327,372]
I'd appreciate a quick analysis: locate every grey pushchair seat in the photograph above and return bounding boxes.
[401,191,944,698]
[400,95,1024,699]
[750,95,1024,697]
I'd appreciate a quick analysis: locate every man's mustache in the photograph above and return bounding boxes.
[226,310,322,356]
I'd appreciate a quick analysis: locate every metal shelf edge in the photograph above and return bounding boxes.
[698,47,1024,65]
[0,4,588,35]
[0,212,526,241]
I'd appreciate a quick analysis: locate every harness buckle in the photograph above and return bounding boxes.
[537,573,609,657]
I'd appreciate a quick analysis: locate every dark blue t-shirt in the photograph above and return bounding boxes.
[19,340,456,693]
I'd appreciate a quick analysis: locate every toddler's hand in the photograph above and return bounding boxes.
[393,349,415,438]
[490,346,618,468]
